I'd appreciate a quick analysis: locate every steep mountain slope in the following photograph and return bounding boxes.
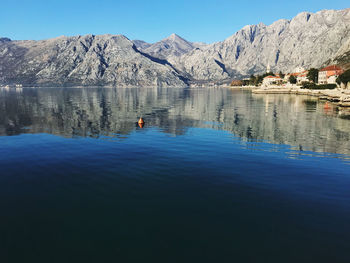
[327,37,350,70]
[134,34,207,60]
[0,34,187,86]
[332,51,350,70]
[133,40,152,50]
[1,8,350,86]
[172,8,350,81]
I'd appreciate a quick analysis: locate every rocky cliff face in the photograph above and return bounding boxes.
[134,34,207,60]
[328,37,350,69]
[133,33,209,80]
[0,34,187,86]
[0,8,349,86]
[170,8,350,81]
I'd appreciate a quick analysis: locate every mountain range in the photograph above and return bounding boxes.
[0,8,349,87]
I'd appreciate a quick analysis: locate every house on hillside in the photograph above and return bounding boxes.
[262,75,282,86]
[318,65,344,84]
[284,70,310,84]
[296,71,309,84]
[294,67,306,73]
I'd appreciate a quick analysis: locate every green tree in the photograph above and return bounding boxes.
[289,75,297,84]
[256,75,264,84]
[307,68,319,83]
[242,79,250,86]
[337,69,350,85]
[279,71,285,79]
[249,74,256,85]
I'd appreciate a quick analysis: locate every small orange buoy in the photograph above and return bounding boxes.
[138,118,144,124]
[324,102,331,110]
[138,122,144,128]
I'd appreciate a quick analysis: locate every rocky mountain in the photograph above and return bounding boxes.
[170,8,350,81]
[134,33,207,60]
[0,34,187,87]
[0,8,349,86]
[327,37,350,70]
[132,40,152,50]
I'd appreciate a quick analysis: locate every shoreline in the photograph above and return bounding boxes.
[251,86,350,107]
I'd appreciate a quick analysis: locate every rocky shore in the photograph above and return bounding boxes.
[252,85,350,107]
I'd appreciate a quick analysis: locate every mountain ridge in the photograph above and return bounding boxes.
[167,8,350,81]
[133,33,208,61]
[0,34,187,86]
[1,8,350,86]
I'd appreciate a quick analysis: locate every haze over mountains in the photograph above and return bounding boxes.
[0,8,349,86]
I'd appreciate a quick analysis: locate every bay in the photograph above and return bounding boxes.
[0,87,349,262]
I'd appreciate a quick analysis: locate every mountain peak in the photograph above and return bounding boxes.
[165,33,186,42]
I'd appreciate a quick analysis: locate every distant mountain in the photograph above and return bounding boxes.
[0,8,350,86]
[0,34,187,86]
[171,8,350,81]
[133,33,208,60]
[133,40,152,50]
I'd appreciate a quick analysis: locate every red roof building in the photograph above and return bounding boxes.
[319,65,344,84]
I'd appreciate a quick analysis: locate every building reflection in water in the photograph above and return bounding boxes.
[1,86,350,157]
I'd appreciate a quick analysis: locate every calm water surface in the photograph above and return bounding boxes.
[0,87,350,262]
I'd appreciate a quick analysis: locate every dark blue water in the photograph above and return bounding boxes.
[1,87,350,262]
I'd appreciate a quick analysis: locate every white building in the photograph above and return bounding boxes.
[262,75,282,86]
[327,75,338,84]
[296,71,309,84]
[294,67,306,73]
[318,65,344,84]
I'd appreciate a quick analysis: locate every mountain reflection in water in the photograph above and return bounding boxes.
[1,86,350,157]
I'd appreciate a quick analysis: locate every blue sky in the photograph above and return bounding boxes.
[1,0,349,43]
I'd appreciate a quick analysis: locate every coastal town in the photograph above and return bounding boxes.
[231,64,350,107]
[259,64,345,87]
